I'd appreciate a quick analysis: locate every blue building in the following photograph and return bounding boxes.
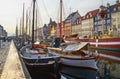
[105,3,116,33]
[93,3,116,36]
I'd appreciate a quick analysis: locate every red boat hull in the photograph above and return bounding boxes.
[66,38,120,51]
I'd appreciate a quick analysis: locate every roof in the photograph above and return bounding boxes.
[112,3,120,12]
[65,10,80,21]
[107,4,116,12]
[82,9,99,20]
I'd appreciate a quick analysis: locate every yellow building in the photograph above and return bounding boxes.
[111,1,120,37]
[50,25,56,36]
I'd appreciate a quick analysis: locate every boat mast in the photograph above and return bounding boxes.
[32,0,36,43]
[60,0,62,43]
[28,8,31,38]
[22,3,25,35]
[20,18,22,36]
[16,20,18,38]
[25,9,28,41]
[35,7,38,41]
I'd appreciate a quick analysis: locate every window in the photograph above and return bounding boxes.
[107,14,110,18]
[114,8,116,11]
[118,12,120,15]
[112,19,116,22]
[118,7,120,11]
[107,19,110,23]
[118,24,120,28]
[87,15,89,18]
[89,13,92,17]
[95,22,97,25]
[112,13,116,16]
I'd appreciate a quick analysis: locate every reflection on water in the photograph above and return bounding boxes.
[95,50,120,79]
[61,65,97,79]
[97,57,120,79]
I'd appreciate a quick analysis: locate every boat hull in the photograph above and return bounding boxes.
[21,55,60,73]
[25,60,55,73]
[20,45,61,74]
[65,38,120,51]
[60,56,98,71]
[48,50,98,71]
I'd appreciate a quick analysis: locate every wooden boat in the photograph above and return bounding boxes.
[48,43,98,71]
[20,44,60,73]
[20,0,61,78]
[48,0,98,70]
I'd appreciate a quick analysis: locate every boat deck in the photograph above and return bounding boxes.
[0,41,28,79]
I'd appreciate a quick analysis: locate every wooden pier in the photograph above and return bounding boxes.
[0,41,31,79]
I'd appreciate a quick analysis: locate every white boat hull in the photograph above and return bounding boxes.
[61,56,98,70]
[48,49,98,70]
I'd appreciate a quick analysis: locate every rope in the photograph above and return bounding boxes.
[36,1,43,27]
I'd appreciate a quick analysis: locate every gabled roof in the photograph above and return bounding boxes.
[107,4,116,12]
[65,10,80,21]
[112,3,120,12]
[82,9,99,20]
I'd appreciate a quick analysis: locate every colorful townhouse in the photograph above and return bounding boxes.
[47,18,57,37]
[81,9,98,39]
[111,0,120,37]
[64,10,80,37]
[93,2,117,38]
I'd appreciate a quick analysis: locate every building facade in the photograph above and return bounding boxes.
[81,9,98,39]
[0,25,3,36]
[111,0,120,37]
[64,10,81,37]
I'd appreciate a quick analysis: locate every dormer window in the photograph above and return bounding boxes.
[89,13,92,17]
[118,6,120,11]
[114,7,116,11]
[87,15,89,18]
[107,14,110,18]
[83,16,85,19]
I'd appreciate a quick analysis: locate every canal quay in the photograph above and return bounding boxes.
[0,40,65,79]
[0,40,120,79]
[0,41,10,76]
[0,40,31,79]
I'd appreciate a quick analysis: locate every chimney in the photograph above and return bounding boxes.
[116,0,119,4]
[107,3,110,7]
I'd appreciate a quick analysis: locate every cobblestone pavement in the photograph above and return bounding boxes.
[0,41,11,76]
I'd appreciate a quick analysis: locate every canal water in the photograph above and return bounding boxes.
[26,49,120,79]
[96,50,120,79]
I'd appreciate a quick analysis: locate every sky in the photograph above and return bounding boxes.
[0,0,117,36]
